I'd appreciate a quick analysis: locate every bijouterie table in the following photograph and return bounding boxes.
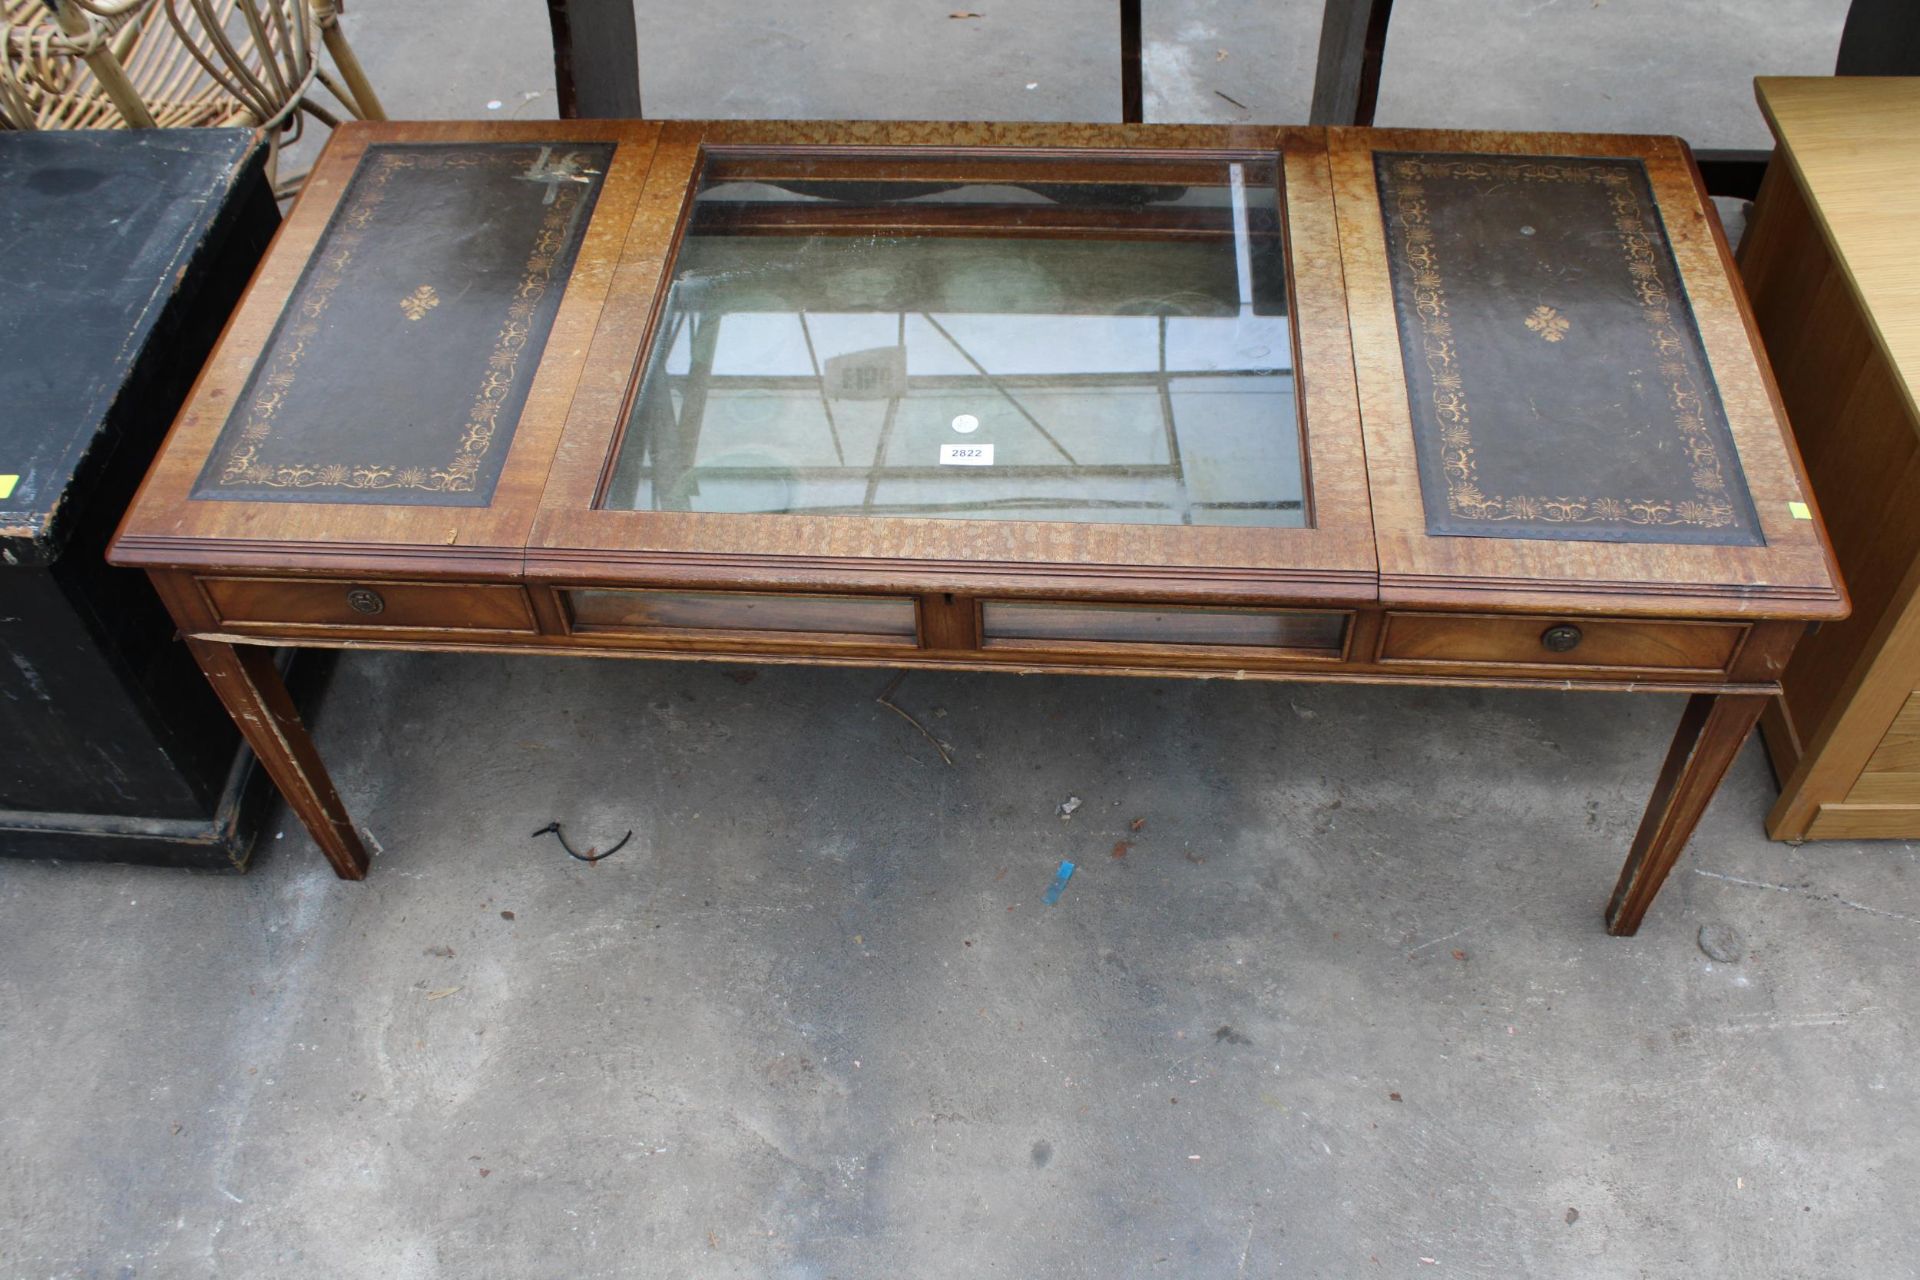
[111,120,1845,934]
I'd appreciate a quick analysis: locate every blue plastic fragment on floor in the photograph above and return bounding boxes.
[1044,860,1076,905]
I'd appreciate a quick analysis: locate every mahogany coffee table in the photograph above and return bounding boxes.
[112,120,1844,934]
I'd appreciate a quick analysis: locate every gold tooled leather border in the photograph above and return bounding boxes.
[207,144,602,499]
[1378,153,1756,538]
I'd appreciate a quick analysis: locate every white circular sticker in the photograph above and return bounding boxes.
[951,413,980,434]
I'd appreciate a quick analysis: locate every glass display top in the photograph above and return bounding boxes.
[601,155,1307,527]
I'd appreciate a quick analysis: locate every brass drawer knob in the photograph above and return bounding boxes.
[1541,623,1583,653]
[346,587,386,616]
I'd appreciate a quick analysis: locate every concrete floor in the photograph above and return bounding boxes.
[7,2,1914,1278]
[284,0,1849,147]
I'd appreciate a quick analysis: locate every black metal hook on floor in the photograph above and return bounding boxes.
[531,821,632,864]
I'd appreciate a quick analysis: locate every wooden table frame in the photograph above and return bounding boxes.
[113,119,1845,936]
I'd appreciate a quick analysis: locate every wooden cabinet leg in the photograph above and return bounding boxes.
[186,639,369,880]
[1606,692,1770,936]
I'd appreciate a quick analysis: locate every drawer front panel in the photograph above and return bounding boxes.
[202,577,538,633]
[1847,692,1920,804]
[1858,692,1920,776]
[567,588,918,643]
[1379,612,1745,673]
[981,601,1348,656]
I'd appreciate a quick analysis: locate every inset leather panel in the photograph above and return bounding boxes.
[195,141,611,506]
[1374,152,1762,546]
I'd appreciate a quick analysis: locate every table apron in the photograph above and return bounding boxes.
[161,570,1800,692]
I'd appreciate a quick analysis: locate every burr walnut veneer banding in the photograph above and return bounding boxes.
[113,119,1845,934]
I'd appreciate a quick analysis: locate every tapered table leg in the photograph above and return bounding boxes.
[1606,692,1770,936]
[186,638,369,880]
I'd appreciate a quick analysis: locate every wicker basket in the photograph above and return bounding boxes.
[2,0,384,186]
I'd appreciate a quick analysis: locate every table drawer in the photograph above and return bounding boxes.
[200,577,538,633]
[1378,612,1746,673]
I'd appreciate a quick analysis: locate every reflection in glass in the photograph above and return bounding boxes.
[981,601,1346,651]
[568,588,917,639]
[603,157,1306,528]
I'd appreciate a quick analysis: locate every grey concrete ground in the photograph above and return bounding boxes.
[290,0,1847,147]
[6,2,1911,1278]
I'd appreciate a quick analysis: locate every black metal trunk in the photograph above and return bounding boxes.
[0,129,283,869]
